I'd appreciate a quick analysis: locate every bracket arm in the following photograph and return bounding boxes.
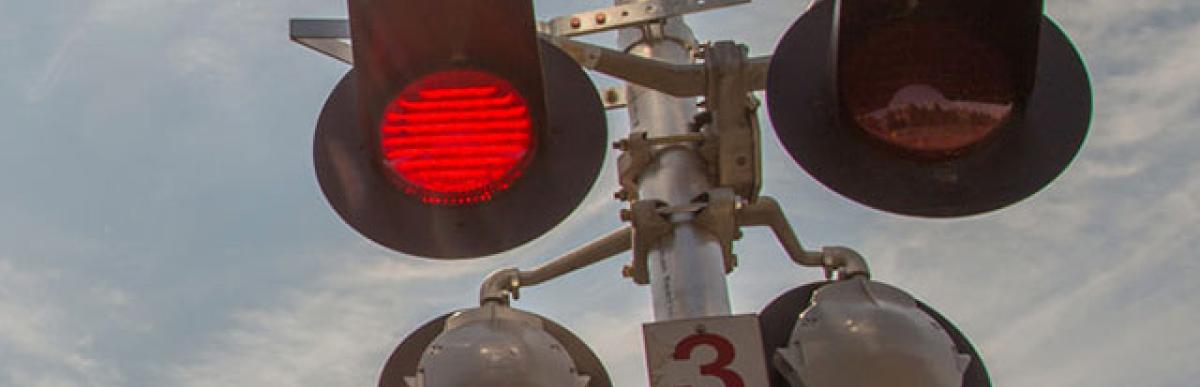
[737,197,870,279]
[744,55,772,92]
[546,35,707,97]
[540,0,751,37]
[479,226,633,304]
[288,19,353,64]
[286,19,771,93]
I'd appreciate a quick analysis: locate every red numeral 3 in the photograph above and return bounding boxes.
[672,333,745,387]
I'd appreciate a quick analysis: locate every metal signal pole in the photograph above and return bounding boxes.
[616,4,732,320]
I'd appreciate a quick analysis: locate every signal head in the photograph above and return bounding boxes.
[773,278,970,387]
[759,280,991,387]
[313,40,607,259]
[767,0,1092,217]
[311,0,608,259]
[378,305,611,387]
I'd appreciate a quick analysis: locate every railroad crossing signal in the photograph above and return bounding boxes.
[767,0,1092,217]
[312,0,607,258]
[288,0,1095,386]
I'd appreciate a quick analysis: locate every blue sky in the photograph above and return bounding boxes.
[0,0,1197,386]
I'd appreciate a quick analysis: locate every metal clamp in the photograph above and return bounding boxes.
[621,189,740,285]
[620,200,675,285]
[691,188,742,274]
[614,132,706,201]
[702,41,763,201]
[555,38,766,201]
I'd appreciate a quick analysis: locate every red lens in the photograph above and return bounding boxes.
[840,21,1015,157]
[380,70,535,205]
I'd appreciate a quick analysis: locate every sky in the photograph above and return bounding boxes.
[0,0,1197,386]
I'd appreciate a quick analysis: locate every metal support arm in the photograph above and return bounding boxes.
[479,227,634,305]
[622,193,871,285]
[286,18,773,91]
[736,197,870,279]
[540,0,750,37]
[289,19,353,64]
[545,35,771,96]
[549,35,706,97]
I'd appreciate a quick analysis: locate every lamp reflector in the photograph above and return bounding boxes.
[380,70,535,205]
[840,21,1016,157]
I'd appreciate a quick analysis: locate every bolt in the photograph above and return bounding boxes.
[693,42,710,59]
[621,265,635,278]
[604,88,621,104]
[595,12,607,25]
[569,17,582,29]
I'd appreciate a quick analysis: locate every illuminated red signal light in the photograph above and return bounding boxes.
[317,1,607,258]
[840,21,1016,157]
[380,70,535,205]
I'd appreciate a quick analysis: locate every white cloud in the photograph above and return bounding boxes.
[85,0,186,24]
[0,259,129,387]
[24,25,85,102]
[167,37,243,84]
[163,249,493,387]
[1090,21,1200,150]
[567,304,654,386]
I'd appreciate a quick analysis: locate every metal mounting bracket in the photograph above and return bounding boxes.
[691,188,742,274]
[539,0,751,38]
[549,34,706,97]
[594,41,765,203]
[702,41,763,200]
[289,19,353,64]
[620,200,674,285]
[618,194,873,285]
[736,196,871,279]
[614,132,707,201]
[546,35,771,97]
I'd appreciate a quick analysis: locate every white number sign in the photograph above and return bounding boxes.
[642,314,770,387]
